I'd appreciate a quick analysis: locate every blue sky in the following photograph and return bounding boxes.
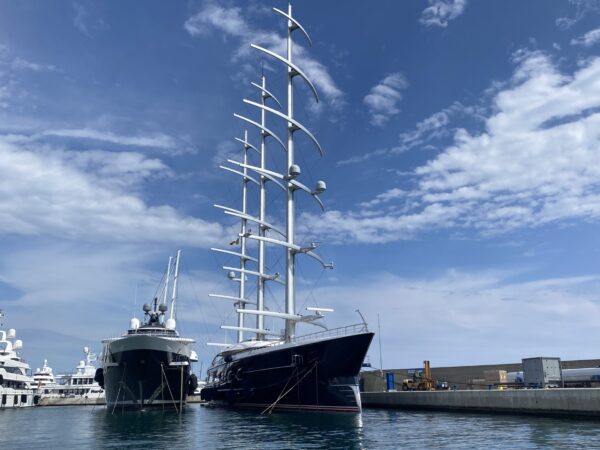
[1,0,600,373]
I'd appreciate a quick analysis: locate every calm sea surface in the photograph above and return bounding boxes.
[1,405,600,449]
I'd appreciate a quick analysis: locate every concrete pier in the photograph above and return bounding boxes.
[362,388,600,417]
[37,395,205,407]
[38,397,105,407]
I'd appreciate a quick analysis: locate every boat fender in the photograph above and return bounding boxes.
[235,367,244,381]
[94,368,104,389]
[227,371,235,383]
[188,374,198,394]
[0,374,3,386]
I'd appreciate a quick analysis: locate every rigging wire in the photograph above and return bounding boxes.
[297,266,327,314]
[180,272,214,340]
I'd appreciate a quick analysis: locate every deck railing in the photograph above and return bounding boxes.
[292,323,369,344]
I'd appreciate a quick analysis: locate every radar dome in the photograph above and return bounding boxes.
[142,303,152,313]
[165,318,176,330]
[14,339,23,350]
[130,317,140,330]
[158,304,168,313]
[7,328,16,339]
[83,346,89,353]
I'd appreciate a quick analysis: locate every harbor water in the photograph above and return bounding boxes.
[1,405,600,449]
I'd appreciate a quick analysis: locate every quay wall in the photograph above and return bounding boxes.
[37,395,204,407]
[38,397,105,406]
[361,359,600,391]
[362,388,600,417]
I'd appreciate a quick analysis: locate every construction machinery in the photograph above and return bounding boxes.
[402,360,434,391]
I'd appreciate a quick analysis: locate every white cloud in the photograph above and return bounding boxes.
[398,110,450,149]
[557,0,600,29]
[42,128,178,150]
[0,45,55,73]
[184,4,249,38]
[337,102,479,166]
[72,2,107,37]
[0,137,224,246]
[571,27,600,46]
[301,53,600,244]
[0,44,57,111]
[420,0,468,28]
[363,73,408,127]
[211,139,240,167]
[359,188,405,208]
[10,57,55,72]
[184,2,344,111]
[310,270,600,366]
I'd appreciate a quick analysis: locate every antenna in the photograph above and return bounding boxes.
[133,282,138,318]
[164,256,173,305]
[377,313,383,376]
[169,250,181,321]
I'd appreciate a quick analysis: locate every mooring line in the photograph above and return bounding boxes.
[261,361,318,415]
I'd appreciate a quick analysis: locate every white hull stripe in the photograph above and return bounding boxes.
[217,402,360,413]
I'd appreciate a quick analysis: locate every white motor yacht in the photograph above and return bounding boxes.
[42,347,104,399]
[0,311,35,408]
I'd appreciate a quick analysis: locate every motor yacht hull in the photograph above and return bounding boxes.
[102,335,193,410]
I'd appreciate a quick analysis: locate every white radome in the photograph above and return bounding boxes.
[165,318,176,330]
[130,317,140,330]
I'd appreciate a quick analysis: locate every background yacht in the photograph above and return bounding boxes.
[0,311,36,408]
[39,348,104,399]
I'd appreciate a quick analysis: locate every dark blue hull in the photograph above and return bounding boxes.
[103,348,192,410]
[201,332,374,412]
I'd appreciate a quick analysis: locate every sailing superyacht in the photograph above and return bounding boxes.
[201,3,374,413]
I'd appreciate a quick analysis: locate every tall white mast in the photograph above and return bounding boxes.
[237,130,251,343]
[256,76,267,339]
[284,1,296,342]
[169,249,181,321]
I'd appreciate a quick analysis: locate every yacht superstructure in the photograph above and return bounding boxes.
[32,359,55,391]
